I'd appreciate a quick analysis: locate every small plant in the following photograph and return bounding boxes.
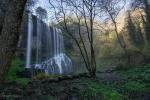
[16,78,31,87]
[32,73,47,80]
[144,64,150,68]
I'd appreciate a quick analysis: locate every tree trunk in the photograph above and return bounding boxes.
[0,0,10,34]
[0,0,27,87]
[89,69,96,78]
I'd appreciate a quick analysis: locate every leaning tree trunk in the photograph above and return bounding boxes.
[0,0,27,87]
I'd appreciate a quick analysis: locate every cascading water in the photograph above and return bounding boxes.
[25,13,72,74]
[25,13,33,68]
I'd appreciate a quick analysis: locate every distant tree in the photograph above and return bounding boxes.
[126,11,144,49]
[132,0,150,43]
[36,7,47,20]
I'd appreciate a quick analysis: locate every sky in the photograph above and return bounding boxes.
[37,0,50,9]
[31,0,131,27]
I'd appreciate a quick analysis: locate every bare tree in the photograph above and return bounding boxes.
[49,0,98,77]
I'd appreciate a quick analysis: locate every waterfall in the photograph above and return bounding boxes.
[25,13,72,74]
[35,18,42,68]
[41,27,72,74]
[25,13,33,68]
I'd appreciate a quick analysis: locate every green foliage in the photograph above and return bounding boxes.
[79,80,124,100]
[114,64,150,93]
[144,64,150,68]
[124,81,147,91]
[110,46,124,58]
[15,78,31,87]
[115,64,150,80]
[3,59,150,99]
[103,91,123,100]
[97,59,122,72]
[5,57,30,86]
[5,57,23,81]
[99,44,112,58]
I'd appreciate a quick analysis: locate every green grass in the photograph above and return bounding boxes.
[124,81,147,91]
[114,64,150,92]
[15,78,31,87]
[76,79,124,100]
[97,61,150,99]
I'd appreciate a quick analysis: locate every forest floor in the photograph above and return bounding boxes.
[0,58,150,100]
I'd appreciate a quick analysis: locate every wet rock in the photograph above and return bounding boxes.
[11,88,23,95]
[41,78,59,83]
[24,95,53,100]
[25,89,37,95]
